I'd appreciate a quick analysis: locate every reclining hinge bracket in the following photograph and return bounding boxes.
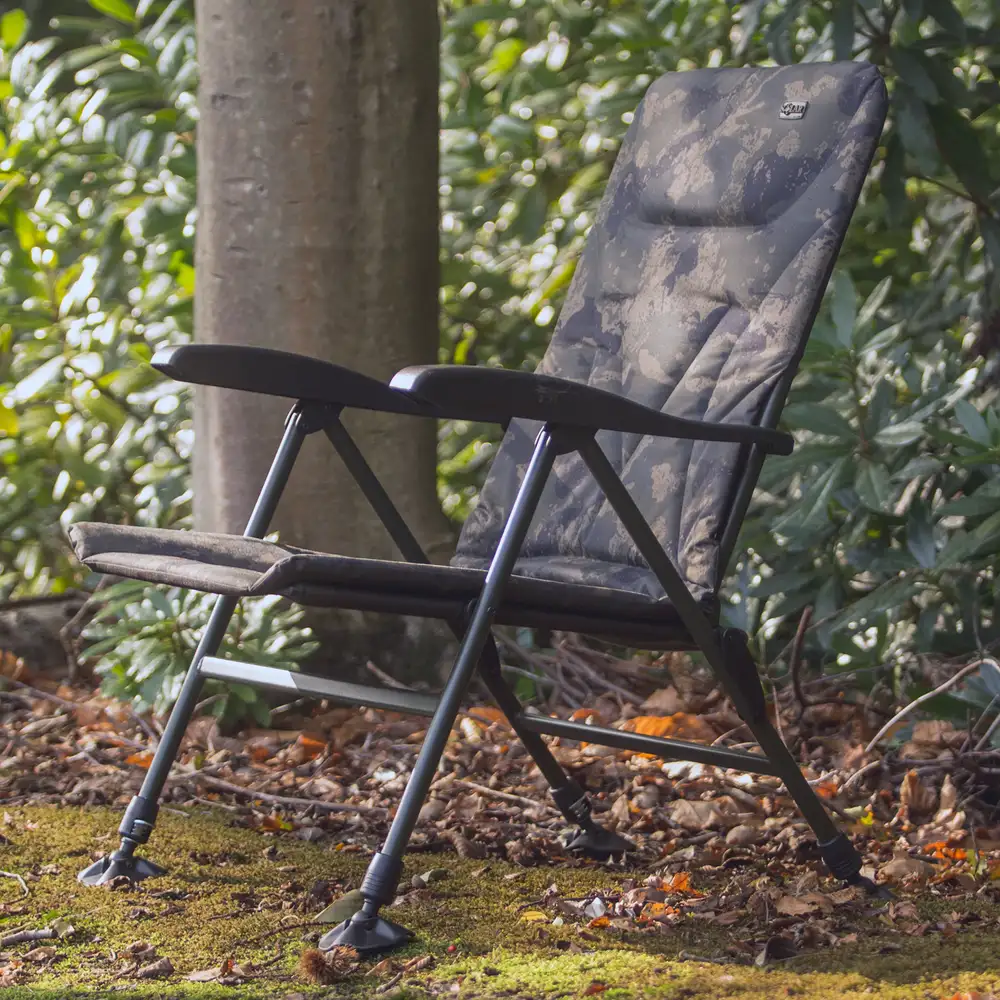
[292,400,344,434]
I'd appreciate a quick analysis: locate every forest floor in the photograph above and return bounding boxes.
[1,640,1000,997]
[0,804,998,999]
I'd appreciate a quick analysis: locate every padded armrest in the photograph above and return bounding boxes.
[390,365,793,454]
[152,344,430,416]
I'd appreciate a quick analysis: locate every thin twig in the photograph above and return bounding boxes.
[452,778,556,812]
[193,693,226,715]
[0,871,29,898]
[711,724,749,745]
[6,679,78,711]
[840,759,882,794]
[172,771,386,816]
[557,645,643,705]
[0,591,87,613]
[59,583,107,682]
[769,679,787,748]
[789,606,812,715]
[232,920,332,949]
[864,660,994,753]
[365,661,414,691]
[126,708,159,747]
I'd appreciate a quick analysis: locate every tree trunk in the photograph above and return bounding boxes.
[194,0,453,679]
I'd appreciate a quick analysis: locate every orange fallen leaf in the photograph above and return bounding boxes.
[587,915,610,929]
[295,734,327,759]
[467,706,508,727]
[621,714,716,757]
[583,983,609,995]
[665,872,693,893]
[922,841,968,862]
[125,752,153,769]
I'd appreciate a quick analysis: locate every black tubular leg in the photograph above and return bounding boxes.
[78,406,310,887]
[325,414,629,855]
[575,435,868,888]
[320,427,559,955]
[476,639,633,857]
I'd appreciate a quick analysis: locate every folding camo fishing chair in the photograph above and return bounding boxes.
[67,63,887,953]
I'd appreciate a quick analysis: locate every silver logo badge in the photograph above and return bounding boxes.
[779,100,808,120]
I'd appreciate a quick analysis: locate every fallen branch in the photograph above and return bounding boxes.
[0,927,54,947]
[864,659,994,753]
[173,771,387,817]
[6,679,78,711]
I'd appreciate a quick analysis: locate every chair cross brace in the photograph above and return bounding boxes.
[79,400,875,953]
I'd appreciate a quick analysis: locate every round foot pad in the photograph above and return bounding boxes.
[565,825,634,859]
[78,854,168,886]
[319,912,414,955]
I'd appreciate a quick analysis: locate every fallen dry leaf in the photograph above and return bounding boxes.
[22,947,56,963]
[136,957,173,979]
[899,769,937,814]
[776,892,832,916]
[878,852,936,884]
[725,824,759,846]
[640,687,683,715]
[669,799,725,831]
[401,954,434,973]
[665,872,695,894]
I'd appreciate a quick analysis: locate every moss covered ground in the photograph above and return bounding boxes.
[0,805,997,999]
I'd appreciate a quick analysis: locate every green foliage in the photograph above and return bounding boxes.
[84,580,318,725]
[0,0,195,595]
[1,0,999,717]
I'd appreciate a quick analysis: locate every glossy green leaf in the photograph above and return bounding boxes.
[924,0,968,39]
[784,403,856,440]
[954,399,991,446]
[86,0,137,24]
[890,47,940,104]
[927,104,994,202]
[906,502,936,569]
[893,86,940,168]
[830,270,857,347]
[875,421,924,447]
[0,8,26,50]
[855,461,891,511]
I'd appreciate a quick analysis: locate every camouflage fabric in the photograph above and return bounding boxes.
[454,62,887,601]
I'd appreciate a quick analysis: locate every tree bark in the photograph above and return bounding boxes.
[194,0,453,677]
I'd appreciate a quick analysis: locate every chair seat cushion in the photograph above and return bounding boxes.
[67,523,715,647]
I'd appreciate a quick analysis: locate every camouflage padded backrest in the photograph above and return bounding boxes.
[453,63,888,603]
